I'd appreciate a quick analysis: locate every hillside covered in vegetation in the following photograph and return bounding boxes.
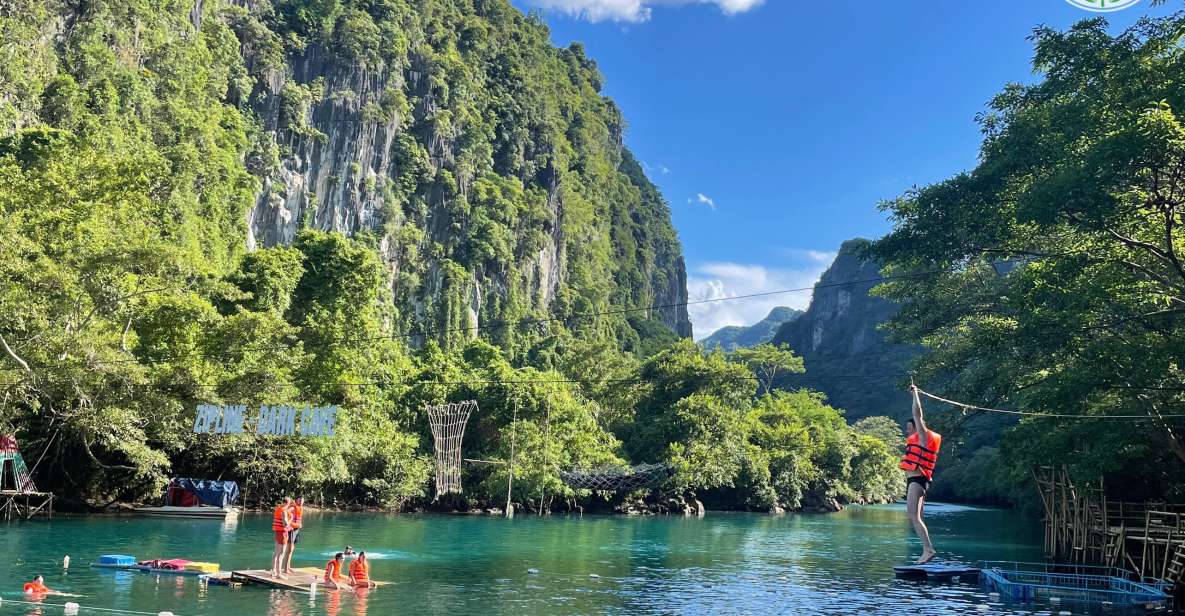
[0,0,903,512]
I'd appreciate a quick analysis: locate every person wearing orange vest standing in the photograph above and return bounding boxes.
[270,496,293,579]
[348,551,377,588]
[901,385,942,564]
[283,496,304,575]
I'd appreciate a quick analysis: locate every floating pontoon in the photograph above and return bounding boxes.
[135,478,240,519]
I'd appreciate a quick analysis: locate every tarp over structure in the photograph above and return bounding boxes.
[167,478,240,507]
[0,435,38,493]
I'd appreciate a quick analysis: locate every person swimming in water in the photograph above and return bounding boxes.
[23,575,56,596]
[901,385,942,564]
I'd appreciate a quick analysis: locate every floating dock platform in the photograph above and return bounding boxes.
[893,563,981,583]
[229,568,389,592]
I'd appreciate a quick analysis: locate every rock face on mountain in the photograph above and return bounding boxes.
[701,306,802,352]
[771,239,919,421]
[229,0,692,348]
[0,0,684,352]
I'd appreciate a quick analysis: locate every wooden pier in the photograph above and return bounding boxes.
[1033,466,1185,585]
[0,489,53,520]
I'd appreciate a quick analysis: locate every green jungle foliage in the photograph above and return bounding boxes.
[873,12,1185,505]
[0,0,900,511]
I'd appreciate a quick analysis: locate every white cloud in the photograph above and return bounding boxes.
[523,0,764,22]
[659,164,671,175]
[692,193,716,210]
[687,254,835,340]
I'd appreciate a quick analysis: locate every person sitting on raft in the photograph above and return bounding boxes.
[23,575,55,596]
[323,552,351,590]
[348,551,377,589]
[342,545,357,557]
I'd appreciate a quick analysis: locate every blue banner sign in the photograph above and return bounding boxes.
[193,404,337,436]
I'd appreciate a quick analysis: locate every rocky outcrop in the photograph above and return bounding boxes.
[771,239,920,421]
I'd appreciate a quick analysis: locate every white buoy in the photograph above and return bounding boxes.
[527,568,539,575]
[64,602,79,615]
[159,612,175,616]
[589,574,600,579]
[1058,611,1071,616]
[63,555,70,569]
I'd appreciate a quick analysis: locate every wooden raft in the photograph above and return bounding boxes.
[230,567,389,592]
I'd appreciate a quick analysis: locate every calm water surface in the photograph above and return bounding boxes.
[0,504,1058,615]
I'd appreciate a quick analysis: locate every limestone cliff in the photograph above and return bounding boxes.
[771,239,919,421]
[230,0,692,349]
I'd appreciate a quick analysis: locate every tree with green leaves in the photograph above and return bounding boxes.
[872,12,1185,502]
[730,343,805,396]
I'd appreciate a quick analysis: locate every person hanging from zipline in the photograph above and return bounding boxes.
[901,384,941,564]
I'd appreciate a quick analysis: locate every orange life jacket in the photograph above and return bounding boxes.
[899,429,942,480]
[349,559,369,581]
[325,559,343,579]
[290,503,303,529]
[24,582,48,594]
[272,505,290,532]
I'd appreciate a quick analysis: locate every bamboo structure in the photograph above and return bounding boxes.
[1033,466,1185,585]
[0,435,53,521]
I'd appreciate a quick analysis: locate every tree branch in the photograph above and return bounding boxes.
[0,333,31,373]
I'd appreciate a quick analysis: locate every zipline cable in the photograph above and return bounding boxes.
[916,387,1185,420]
[0,268,953,372]
[0,596,178,616]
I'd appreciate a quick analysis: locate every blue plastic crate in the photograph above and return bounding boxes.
[98,554,135,566]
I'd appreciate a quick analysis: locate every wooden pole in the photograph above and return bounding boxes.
[505,400,517,519]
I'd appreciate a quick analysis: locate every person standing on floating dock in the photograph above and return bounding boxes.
[270,496,293,579]
[901,384,941,564]
[282,496,303,575]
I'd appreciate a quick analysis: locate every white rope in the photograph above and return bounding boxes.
[426,401,475,497]
[0,597,176,615]
[916,388,1185,420]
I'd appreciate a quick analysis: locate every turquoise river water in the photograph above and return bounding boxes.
[0,504,1063,615]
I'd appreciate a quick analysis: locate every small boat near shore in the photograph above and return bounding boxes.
[135,478,240,520]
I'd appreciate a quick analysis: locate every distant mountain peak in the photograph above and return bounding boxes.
[701,306,803,352]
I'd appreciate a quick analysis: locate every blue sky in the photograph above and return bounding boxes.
[510,0,1174,337]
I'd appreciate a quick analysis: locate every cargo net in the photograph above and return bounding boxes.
[560,463,673,492]
[426,401,476,498]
